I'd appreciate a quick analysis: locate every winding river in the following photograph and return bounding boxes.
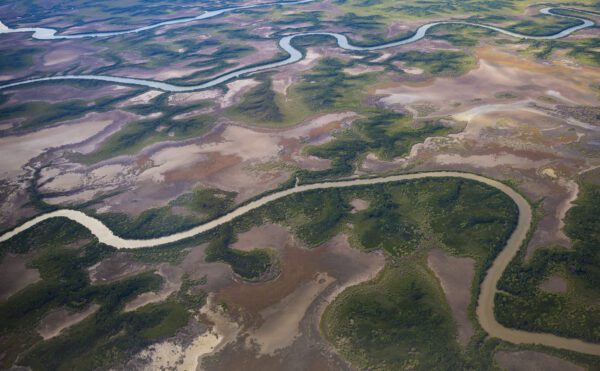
[0,6,595,92]
[1,0,599,358]
[1,171,599,355]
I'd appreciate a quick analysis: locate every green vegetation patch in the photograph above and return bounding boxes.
[205,226,274,280]
[505,14,582,37]
[302,112,457,180]
[496,178,600,342]
[0,48,40,73]
[228,78,283,123]
[75,94,215,163]
[389,50,475,75]
[90,187,237,240]
[322,263,467,370]
[170,187,236,217]
[0,175,521,368]
[524,37,600,67]
[0,89,138,135]
[295,57,374,111]
[0,217,205,370]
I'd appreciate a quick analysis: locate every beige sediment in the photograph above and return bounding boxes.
[249,272,335,355]
[2,171,599,355]
[0,253,41,300]
[136,294,239,370]
[427,248,475,346]
[37,304,100,340]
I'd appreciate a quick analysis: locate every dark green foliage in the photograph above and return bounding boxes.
[274,10,323,26]
[0,176,520,369]
[205,226,273,280]
[389,50,474,75]
[77,95,215,163]
[390,0,515,17]
[294,190,351,246]
[296,58,363,110]
[0,48,39,72]
[304,134,369,178]
[506,15,582,36]
[20,274,183,370]
[430,24,494,47]
[496,180,600,342]
[352,189,419,255]
[93,207,200,239]
[526,36,600,67]
[1,99,103,134]
[93,187,236,240]
[0,217,204,369]
[336,12,383,30]
[232,78,283,122]
[565,183,600,287]
[428,179,518,259]
[303,112,455,180]
[171,187,236,217]
[322,265,467,370]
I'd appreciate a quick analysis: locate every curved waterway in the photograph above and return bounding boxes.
[0,7,595,92]
[0,0,315,40]
[1,171,599,355]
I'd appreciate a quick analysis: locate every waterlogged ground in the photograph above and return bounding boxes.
[0,0,600,369]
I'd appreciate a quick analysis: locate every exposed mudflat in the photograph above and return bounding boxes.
[494,350,583,371]
[37,304,100,340]
[231,223,289,252]
[0,253,41,300]
[427,248,475,346]
[124,264,183,312]
[539,274,568,294]
[211,233,384,368]
[88,253,149,283]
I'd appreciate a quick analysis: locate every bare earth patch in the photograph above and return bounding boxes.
[37,304,100,340]
[88,253,149,283]
[248,272,335,355]
[136,294,240,371]
[124,264,183,312]
[0,253,41,300]
[494,350,583,371]
[231,223,289,252]
[0,117,116,178]
[539,274,568,294]
[427,248,475,346]
[220,79,260,108]
[210,234,384,370]
[350,198,369,213]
